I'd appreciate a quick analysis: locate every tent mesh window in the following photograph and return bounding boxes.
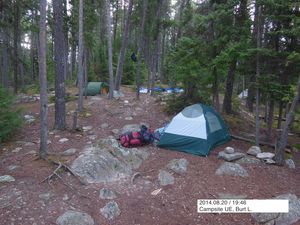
[181,104,203,118]
[205,111,222,132]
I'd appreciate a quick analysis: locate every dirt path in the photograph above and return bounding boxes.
[0,88,299,225]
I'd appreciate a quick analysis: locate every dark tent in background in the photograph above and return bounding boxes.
[84,82,109,96]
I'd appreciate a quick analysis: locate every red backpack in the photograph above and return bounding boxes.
[119,131,143,147]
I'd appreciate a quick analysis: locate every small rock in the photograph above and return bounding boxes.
[27,150,37,155]
[24,115,35,123]
[224,147,235,154]
[88,135,97,140]
[99,188,117,200]
[235,156,261,164]
[247,146,261,156]
[125,117,133,120]
[91,97,101,101]
[285,159,296,169]
[215,162,249,177]
[38,192,54,201]
[0,175,15,183]
[263,158,276,164]
[62,148,78,156]
[113,90,124,99]
[83,126,93,131]
[100,201,121,220]
[62,194,69,201]
[59,138,69,143]
[111,129,119,135]
[56,210,94,225]
[158,170,175,186]
[101,123,109,129]
[166,158,188,174]
[218,151,245,162]
[257,152,275,159]
[8,165,19,171]
[12,147,22,153]
[124,100,129,104]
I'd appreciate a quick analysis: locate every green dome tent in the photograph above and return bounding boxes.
[158,103,230,156]
[84,82,109,96]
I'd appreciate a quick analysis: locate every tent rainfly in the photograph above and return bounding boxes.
[84,82,109,96]
[158,103,230,156]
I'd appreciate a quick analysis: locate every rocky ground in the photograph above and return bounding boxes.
[0,87,300,225]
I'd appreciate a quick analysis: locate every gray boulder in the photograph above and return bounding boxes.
[235,156,261,165]
[100,201,121,220]
[158,170,174,186]
[285,159,296,169]
[215,162,249,177]
[99,188,117,200]
[113,90,124,99]
[166,158,188,174]
[252,194,300,225]
[56,210,94,225]
[247,146,261,156]
[0,175,15,183]
[71,139,147,183]
[218,151,245,162]
[121,123,149,134]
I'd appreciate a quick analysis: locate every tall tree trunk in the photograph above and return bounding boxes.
[266,99,275,142]
[70,43,76,80]
[212,67,220,112]
[246,75,255,112]
[113,0,119,42]
[1,28,9,90]
[222,61,236,114]
[77,0,84,111]
[255,5,262,146]
[275,74,300,165]
[114,0,133,91]
[277,101,284,129]
[13,2,20,94]
[38,0,48,159]
[136,0,148,99]
[53,0,66,130]
[106,0,114,99]
[63,0,68,80]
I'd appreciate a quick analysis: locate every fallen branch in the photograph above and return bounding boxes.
[230,134,276,148]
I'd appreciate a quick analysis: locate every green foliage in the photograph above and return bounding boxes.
[0,87,22,143]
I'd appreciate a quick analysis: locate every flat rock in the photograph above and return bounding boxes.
[125,117,133,120]
[215,162,249,177]
[99,188,117,200]
[56,210,94,225]
[158,170,174,186]
[224,147,235,154]
[247,146,261,156]
[88,135,97,140]
[7,165,20,171]
[121,123,150,134]
[24,115,35,123]
[0,175,15,183]
[257,152,275,159]
[62,148,78,156]
[71,139,148,183]
[218,151,245,162]
[100,201,121,220]
[91,97,101,101]
[263,158,276,164]
[83,126,93,131]
[12,147,22,153]
[59,138,69,143]
[113,90,124,99]
[285,159,296,169]
[252,193,300,225]
[166,158,188,174]
[217,193,248,199]
[235,156,261,165]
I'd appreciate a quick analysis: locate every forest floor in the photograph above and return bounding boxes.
[0,86,300,225]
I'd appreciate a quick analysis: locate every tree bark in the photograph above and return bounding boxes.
[266,99,274,142]
[38,0,48,159]
[1,27,9,90]
[114,0,133,91]
[275,74,300,165]
[53,0,66,130]
[136,0,148,99]
[255,5,262,146]
[13,2,20,94]
[222,61,236,114]
[77,0,84,111]
[106,0,114,99]
[277,101,284,129]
